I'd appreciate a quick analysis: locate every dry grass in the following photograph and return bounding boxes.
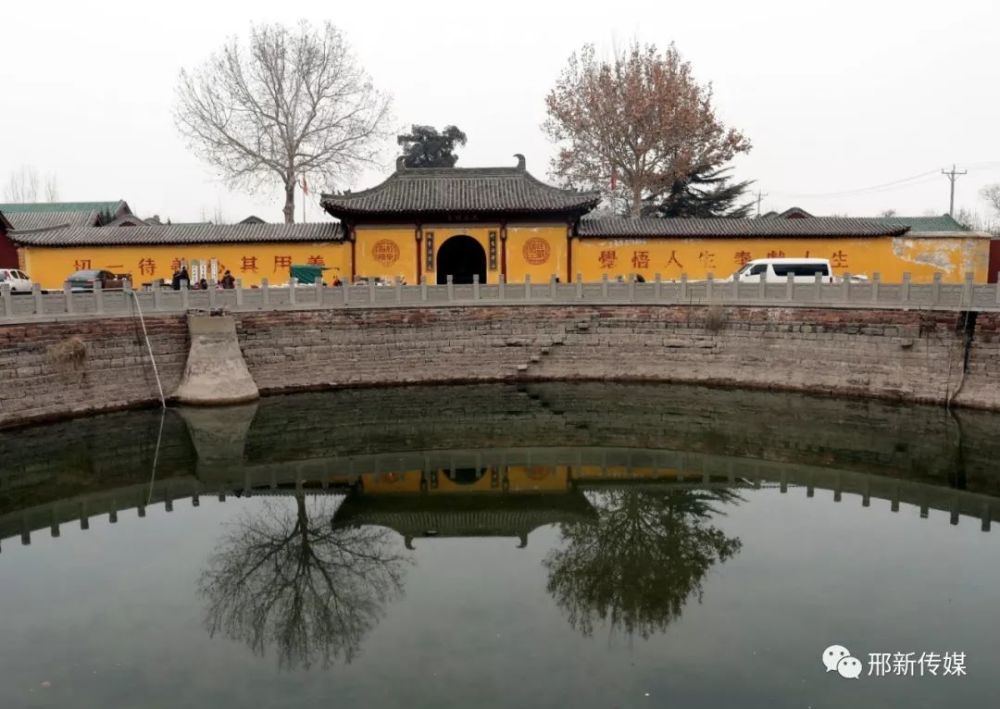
[47,336,87,373]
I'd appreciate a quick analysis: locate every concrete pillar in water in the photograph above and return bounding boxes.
[173,313,259,405]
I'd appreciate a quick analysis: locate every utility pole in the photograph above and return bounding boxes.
[941,164,967,217]
[755,189,769,218]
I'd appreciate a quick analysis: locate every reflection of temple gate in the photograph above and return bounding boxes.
[436,235,486,285]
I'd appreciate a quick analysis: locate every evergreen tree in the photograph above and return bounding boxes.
[397,125,468,168]
[649,165,754,218]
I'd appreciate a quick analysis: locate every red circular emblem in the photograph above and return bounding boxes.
[372,239,400,266]
[522,237,551,265]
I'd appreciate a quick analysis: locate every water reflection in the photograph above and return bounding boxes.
[545,488,742,638]
[199,492,409,669]
[2,382,1000,675]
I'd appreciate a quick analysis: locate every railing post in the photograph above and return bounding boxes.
[368,278,376,304]
[395,276,403,303]
[758,275,766,302]
[93,282,103,314]
[706,273,714,302]
[871,273,880,305]
[153,282,163,311]
[901,272,911,305]
[814,272,822,303]
[524,274,531,301]
[628,276,636,302]
[32,283,44,315]
[208,281,218,309]
[180,280,189,310]
[963,272,974,308]
[261,278,270,306]
[680,273,688,301]
[420,275,427,302]
[288,277,297,306]
[235,279,244,307]
[2,284,12,317]
[576,273,583,300]
[654,273,662,300]
[498,273,505,301]
[932,272,942,305]
[317,278,325,306]
[123,279,132,312]
[447,274,454,301]
[842,273,851,303]
[549,274,557,300]
[601,273,608,299]
[63,283,74,314]
[786,273,794,302]
[473,273,481,300]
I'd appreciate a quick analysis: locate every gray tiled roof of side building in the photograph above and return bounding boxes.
[5,210,103,230]
[322,160,599,216]
[875,215,970,232]
[6,222,345,247]
[577,217,912,238]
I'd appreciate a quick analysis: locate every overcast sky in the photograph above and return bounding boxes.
[3,0,998,223]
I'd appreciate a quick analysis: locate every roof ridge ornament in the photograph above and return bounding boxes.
[514,153,526,170]
[395,155,407,171]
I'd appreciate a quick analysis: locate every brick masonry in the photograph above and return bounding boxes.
[2,305,999,427]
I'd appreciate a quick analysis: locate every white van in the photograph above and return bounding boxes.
[0,268,33,292]
[728,258,835,284]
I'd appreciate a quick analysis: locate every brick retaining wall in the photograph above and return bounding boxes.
[2,305,999,427]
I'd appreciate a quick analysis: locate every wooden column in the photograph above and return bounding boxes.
[349,226,357,281]
[415,225,423,285]
[566,223,573,283]
[500,222,508,281]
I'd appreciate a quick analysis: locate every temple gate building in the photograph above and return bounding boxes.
[1,156,995,288]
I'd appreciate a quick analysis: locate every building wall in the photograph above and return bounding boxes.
[353,225,418,283]
[13,230,992,289]
[505,224,569,283]
[571,235,991,283]
[20,241,352,289]
[0,231,18,269]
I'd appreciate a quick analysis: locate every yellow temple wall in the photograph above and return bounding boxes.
[505,225,568,283]
[353,225,418,283]
[20,242,352,289]
[570,235,991,284]
[16,229,991,289]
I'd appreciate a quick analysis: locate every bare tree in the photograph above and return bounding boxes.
[44,174,59,202]
[544,42,751,217]
[3,166,59,203]
[981,184,1000,216]
[199,493,409,669]
[4,165,40,202]
[175,22,392,223]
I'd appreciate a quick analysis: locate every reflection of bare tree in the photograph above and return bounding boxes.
[199,493,409,669]
[543,488,742,638]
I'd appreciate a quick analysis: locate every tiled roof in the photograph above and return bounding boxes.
[322,156,599,217]
[0,200,127,215]
[7,222,345,247]
[6,210,103,230]
[578,217,911,238]
[876,215,969,233]
[0,200,132,229]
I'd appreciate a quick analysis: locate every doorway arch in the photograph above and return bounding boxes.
[436,235,486,285]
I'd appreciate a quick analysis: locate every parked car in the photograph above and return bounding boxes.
[0,268,33,293]
[66,269,129,292]
[726,258,836,284]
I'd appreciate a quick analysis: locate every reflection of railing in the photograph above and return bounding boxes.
[2,446,998,551]
[3,271,999,321]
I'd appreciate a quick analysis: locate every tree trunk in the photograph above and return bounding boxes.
[283,180,296,224]
[630,182,643,218]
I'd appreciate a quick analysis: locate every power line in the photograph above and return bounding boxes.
[768,162,1000,200]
